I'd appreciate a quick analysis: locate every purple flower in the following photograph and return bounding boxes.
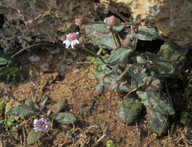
[63,32,79,49]
[34,118,50,132]
[108,80,119,92]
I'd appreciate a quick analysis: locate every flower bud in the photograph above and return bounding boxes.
[133,68,140,74]
[75,16,83,27]
[108,80,119,92]
[93,83,104,96]
[105,15,116,29]
[3,88,11,96]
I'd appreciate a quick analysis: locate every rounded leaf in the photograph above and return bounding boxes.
[147,108,169,136]
[27,130,41,145]
[53,112,76,124]
[7,105,36,117]
[84,24,116,50]
[55,98,68,113]
[135,26,161,41]
[118,96,143,124]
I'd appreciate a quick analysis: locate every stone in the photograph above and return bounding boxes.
[0,0,191,54]
[0,0,94,53]
[110,0,192,49]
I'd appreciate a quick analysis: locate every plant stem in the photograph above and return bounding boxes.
[115,62,151,83]
[11,42,58,58]
[6,90,38,112]
[1,137,4,147]
[109,7,129,23]
[111,31,121,54]
[101,72,114,85]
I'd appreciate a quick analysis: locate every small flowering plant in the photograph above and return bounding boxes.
[5,93,76,145]
[63,32,79,49]
[74,2,187,136]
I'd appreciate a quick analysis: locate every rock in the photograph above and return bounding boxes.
[118,96,143,124]
[146,108,169,135]
[0,0,94,53]
[0,0,191,54]
[110,0,192,49]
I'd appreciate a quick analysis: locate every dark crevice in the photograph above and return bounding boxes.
[94,0,100,2]
[111,11,131,22]
[136,39,165,53]
[0,14,5,29]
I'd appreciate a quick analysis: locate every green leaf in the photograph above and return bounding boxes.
[0,50,29,83]
[146,108,169,136]
[53,112,76,124]
[0,50,9,66]
[106,140,116,147]
[158,41,188,64]
[55,98,68,113]
[6,105,36,117]
[113,25,125,32]
[107,47,134,66]
[135,26,161,41]
[118,96,143,124]
[0,57,8,66]
[95,59,131,94]
[40,96,48,107]
[84,24,116,50]
[0,100,7,111]
[27,130,41,145]
[179,111,189,125]
[5,118,14,128]
[128,67,148,89]
[136,90,175,115]
[137,52,177,78]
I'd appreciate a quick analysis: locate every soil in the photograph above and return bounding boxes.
[0,45,191,147]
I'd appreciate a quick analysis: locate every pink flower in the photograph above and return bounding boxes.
[34,118,50,132]
[63,32,79,49]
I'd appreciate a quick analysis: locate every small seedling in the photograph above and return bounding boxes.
[4,89,76,145]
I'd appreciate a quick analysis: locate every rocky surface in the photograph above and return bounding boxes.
[110,0,192,49]
[0,0,191,54]
[0,0,94,53]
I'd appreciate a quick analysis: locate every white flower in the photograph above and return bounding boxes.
[33,118,50,132]
[63,32,79,49]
